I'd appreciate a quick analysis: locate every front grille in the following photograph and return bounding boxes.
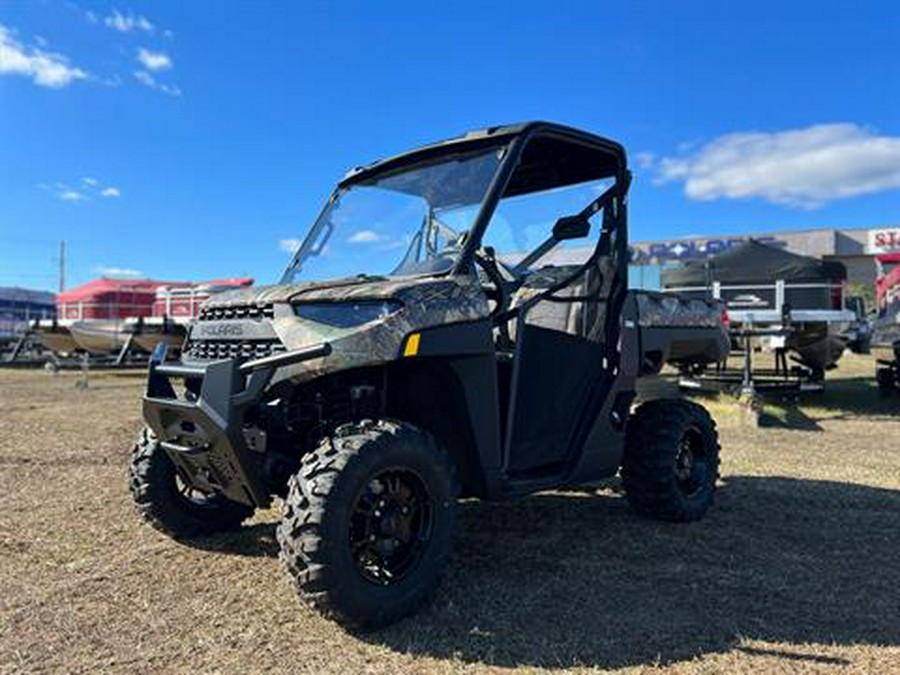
[198,304,275,321]
[185,338,286,361]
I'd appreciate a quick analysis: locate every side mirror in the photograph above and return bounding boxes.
[552,215,590,241]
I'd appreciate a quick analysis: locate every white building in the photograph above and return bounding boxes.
[630,225,900,288]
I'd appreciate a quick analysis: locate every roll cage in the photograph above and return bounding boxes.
[335,122,632,328]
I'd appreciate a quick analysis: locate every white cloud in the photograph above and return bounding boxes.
[0,25,88,88]
[657,123,900,209]
[49,179,121,201]
[58,189,86,202]
[634,152,656,170]
[100,74,123,87]
[137,47,171,71]
[134,69,181,96]
[279,239,302,253]
[348,230,382,243]
[380,238,409,250]
[104,10,154,33]
[94,265,142,277]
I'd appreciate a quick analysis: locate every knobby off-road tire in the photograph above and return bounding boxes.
[622,399,720,522]
[277,420,459,630]
[129,427,254,538]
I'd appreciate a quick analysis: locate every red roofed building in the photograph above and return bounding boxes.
[57,277,253,320]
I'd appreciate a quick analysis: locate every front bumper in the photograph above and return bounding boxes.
[142,342,331,507]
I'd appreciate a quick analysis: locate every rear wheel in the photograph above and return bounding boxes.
[277,420,458,629]
[622,399,720,522]
[129,427,254,538]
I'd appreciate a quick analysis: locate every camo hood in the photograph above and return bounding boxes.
[202,276,401,308]
[191,274,490,385]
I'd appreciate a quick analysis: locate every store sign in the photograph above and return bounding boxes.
[867,228,900,254]
[631,236,785,263]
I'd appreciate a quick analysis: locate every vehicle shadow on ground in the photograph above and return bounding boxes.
[189,522,280,558]
[758,376,899,431]
[757,405,823,431]
[360,476,900,669]
[806,376,900,416]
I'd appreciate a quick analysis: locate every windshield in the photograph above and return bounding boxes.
[281,145,506,283]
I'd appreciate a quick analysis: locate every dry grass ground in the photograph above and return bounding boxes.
[1,353,899,674]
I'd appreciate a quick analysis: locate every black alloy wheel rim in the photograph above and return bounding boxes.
[349,469,433,585]
[673,428,709,498]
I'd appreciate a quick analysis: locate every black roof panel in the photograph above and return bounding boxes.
[339,121,627,192]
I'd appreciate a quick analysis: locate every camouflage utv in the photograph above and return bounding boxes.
[130,122,729,628]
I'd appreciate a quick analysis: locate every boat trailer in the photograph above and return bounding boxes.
[678,325,825,397]
[2,327,148,369]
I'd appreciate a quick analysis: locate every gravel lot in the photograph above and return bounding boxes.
[1,353,899,674]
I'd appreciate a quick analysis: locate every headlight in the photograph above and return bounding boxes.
[292,300,403,328]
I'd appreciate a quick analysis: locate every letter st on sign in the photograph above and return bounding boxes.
[867,229,900,254]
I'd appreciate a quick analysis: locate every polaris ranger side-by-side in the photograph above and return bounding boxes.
[130,122,729,628]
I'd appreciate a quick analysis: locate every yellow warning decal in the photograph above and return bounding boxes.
[403,333,421,357]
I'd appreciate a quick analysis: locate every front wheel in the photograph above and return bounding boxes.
[277,420,459,630]
[129,427,254,538]
[622,399,720,522]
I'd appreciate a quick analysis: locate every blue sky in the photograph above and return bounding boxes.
[1,0,899,291]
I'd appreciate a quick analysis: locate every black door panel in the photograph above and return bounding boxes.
[505,322,603,474]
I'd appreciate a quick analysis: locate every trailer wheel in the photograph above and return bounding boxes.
[622,399,720,522]
[129,427,254,538]
[877,366,895,393]
[277,420,458,630]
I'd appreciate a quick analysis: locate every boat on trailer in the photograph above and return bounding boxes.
[1,287,57,357]
[69,319,135,355]
[32,277,255,358]
[53,278,187,356]
[123,278,253,354]
[661,239,855,378]
[127,316,187,353]
[33,319,80,355]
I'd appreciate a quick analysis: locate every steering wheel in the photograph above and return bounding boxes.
[473,248,515,322]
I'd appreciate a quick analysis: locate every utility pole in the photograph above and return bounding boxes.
[59,240,65,292]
